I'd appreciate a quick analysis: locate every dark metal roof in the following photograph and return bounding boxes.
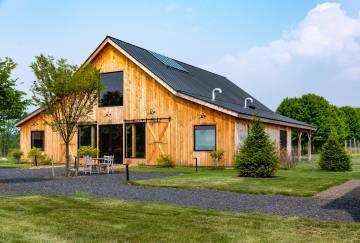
[108,36,314,129]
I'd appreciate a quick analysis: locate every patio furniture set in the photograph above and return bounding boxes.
[73,155,114,175]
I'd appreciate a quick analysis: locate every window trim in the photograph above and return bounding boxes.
[98,70,124,108]
[193,125,216,152]
[125,122,146,159]
[31,130,45,151]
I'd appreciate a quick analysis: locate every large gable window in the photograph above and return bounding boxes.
[99,71,123,107]
[194,125,216,151]
[31,131,44,150]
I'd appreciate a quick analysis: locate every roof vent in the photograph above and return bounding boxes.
[212,88,222,101]
[244,97,254,108]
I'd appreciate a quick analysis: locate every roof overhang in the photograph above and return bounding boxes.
[15,108,44,127]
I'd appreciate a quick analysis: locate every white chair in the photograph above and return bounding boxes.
[83,156,94,175]
[100,155,114,174]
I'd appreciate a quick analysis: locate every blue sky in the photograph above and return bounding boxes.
[1,0,360,110]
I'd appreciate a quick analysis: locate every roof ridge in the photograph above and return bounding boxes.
[108,36,227,79]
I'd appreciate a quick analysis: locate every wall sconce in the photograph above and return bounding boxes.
[149,109,156,115]
[200,112,206,119]
[105,112,112,117]
[32,122,39,127]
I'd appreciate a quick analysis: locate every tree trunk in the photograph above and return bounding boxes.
[65,142,70,177]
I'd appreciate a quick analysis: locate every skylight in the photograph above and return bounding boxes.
[149,50,189,73]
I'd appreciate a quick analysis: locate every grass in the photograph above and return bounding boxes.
[0,195,359,242]
[0,157,30,169]
[130,155,360,196]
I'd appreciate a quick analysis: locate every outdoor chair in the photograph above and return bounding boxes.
[83,156,94,175]
[100,155,114,174]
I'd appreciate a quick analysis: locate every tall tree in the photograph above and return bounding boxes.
[31,55,102,176]
[276,94,346,150]
[338,106,360,140]
[0,57,29,156]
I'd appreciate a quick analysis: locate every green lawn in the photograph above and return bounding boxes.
[0,195,359,242]
[0,157,30,169]
[130,155,360,196]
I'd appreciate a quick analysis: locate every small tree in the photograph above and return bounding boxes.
[319,132,351,171]
[31,55,102,176]
[27,147,43,166]
[210,150,225,167]
[235,118,279,177]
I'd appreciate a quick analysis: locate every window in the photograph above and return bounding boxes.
[31,131,44,150]
[194,125,216,151]
[125,123,146,158]
[280,130,287,148]
[99,71,123,107]
[78,125,97,148]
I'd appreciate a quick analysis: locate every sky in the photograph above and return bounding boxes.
[1,0,360,110]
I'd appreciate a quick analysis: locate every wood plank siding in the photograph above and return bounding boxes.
[19,42,294,166]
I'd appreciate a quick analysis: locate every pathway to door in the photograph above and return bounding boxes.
[0,167,359,222]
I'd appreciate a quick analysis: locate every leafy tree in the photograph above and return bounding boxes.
[0,57,29,156]
[235,118,279,177]
[276,94,346,150]
[319,132,351,171]
[31,55,102,176]
[338,106,360,140]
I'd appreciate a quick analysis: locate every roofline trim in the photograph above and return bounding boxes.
[15,108,44,127]
[84,37,314,131]
[178,92,315,130]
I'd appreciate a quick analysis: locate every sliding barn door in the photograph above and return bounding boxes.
[146,120,170,163]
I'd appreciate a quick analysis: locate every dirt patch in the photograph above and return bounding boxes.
[315,180,360,199]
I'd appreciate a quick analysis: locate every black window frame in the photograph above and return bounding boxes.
[98,71,124,107]
[31,131,45,151]
[77,124,97,148]
[125,122,146,159]
[280,129,287,149]
[193,125,216,152]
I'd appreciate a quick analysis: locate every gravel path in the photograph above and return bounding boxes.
[0,167,359,223]
[316,180,360,199]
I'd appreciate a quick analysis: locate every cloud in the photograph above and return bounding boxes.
[203,2,360,109]
[165,3,193,13]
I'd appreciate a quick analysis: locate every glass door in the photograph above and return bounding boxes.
[99,124,123,164]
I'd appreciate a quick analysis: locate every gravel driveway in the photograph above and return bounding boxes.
[0,167,359,223]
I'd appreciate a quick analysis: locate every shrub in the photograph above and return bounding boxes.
[210,150,225,167]
[40,157,53,166]
[11,149,23,163]
[279,147,298,169]
[157,154,175,168]
[27,147,44,166]
[319,133,351,171]
[235,118,279,177]
[78,146,98,157]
